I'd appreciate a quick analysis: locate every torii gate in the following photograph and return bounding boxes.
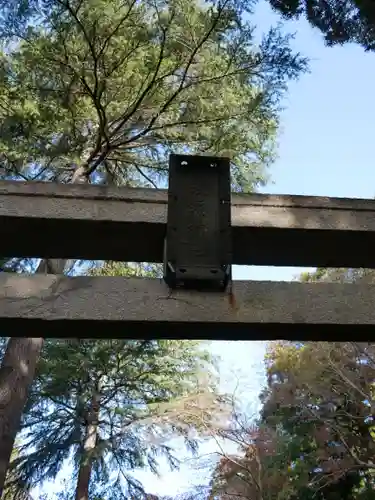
[1,153,374,340]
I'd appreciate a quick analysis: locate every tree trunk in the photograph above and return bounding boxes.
[0,337,44,495]
[0,257,70,494]
[75,386,101,500]
[0,259,73,496]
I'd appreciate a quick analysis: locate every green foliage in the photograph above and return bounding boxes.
[2,445,32,500]
[92,261,162,278]
[268,0,375,52]
[0,0,306,190]
[11,337,223,497]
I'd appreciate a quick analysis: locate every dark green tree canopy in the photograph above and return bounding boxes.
[268,0,375,51]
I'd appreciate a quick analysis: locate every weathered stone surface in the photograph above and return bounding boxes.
[1,181,375,267]
[1,274,374,339]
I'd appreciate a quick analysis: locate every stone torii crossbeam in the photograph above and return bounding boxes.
[1,153,375,340]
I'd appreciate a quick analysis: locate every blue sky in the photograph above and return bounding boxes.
[33,1,375,498]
